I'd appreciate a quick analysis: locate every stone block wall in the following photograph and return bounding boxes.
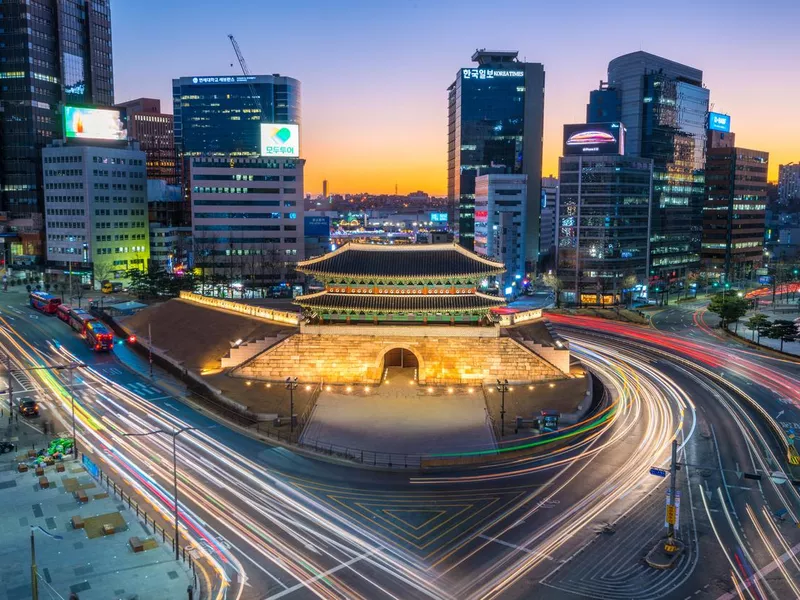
[232,333,565,384]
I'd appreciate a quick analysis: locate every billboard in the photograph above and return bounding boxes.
[563,122,624,156]
[304,215,330,237]
[260,123,299,157]
[708,112,731,133]
[430,212,448,223]
[64,106,127,141]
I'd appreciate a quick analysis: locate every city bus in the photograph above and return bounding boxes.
[56,304,72,323]
[67,308,96,335]
[84,321,113,352]
[29,291,62,315]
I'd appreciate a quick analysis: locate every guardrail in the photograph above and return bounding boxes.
[178,291,300,326]
[81,452,206,597]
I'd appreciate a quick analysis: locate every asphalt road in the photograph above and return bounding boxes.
[1,290,798,600]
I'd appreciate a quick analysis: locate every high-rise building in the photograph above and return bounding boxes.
[778,163,800,205]
[43,141,149,286]
[588,52,709,290]
[539,176,558,272]
[0,0,114,221]
[190,155,305,287]
[447,49,545,269]
[116,98,176,185]
[322,179,328,199]
[702,129,768,282]
[474,172,528,291]
[556,150,653,306]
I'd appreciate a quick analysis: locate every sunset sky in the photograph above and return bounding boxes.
[113,0,800,196]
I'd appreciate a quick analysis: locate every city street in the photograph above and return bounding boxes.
[1,290,799,599]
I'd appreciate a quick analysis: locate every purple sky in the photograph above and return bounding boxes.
[113,0,800,194]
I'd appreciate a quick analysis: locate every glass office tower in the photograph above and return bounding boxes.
[173,75,301,160]
[556,155,654,306]
[588,52,709,292]
[0,0,114,217]
[447,50,545,269]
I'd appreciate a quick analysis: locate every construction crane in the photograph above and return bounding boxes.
[227,34,265,121]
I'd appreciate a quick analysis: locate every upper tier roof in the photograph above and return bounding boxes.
[296,243,506,281]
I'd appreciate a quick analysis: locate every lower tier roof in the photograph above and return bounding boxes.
[294,291,506,313]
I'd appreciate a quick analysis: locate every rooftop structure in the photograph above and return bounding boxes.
[295,243,506,325]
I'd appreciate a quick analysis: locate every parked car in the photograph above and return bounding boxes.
[18,397,39,417]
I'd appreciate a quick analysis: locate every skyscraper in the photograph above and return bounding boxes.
[588,52,709,292]
[778,163,800,205]
[115,98,176,185]
[702,127,768,282]
[0,0,114,217]
[447,49,545,271]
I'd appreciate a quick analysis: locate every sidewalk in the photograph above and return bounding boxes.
[736,307,800,357]
[0,420,193,600]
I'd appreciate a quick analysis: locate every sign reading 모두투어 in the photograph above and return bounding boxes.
[260,123,300,157]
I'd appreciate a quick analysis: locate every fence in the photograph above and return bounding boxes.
[82,452,207,595]
[178,291,300,326]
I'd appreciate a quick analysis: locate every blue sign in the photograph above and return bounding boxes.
[758,275,773,285]
[82,454,100,479]
[304,215,330,237]
[649,466,667,478]
[430,212,448,223]
[709,112,731,133]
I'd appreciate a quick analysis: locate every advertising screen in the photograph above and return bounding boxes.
[260,123,300,157]
[708,112,731,133]
[563,122,624,156]
[304,215,330,237]
[64,106,127,141]
[430,212,448,223]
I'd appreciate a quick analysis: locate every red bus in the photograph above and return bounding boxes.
[67,308,96,335]
[56,304,72,323]
[85,321,113,352]
[30,292,62,314]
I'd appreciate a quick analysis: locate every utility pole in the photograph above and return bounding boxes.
[68,261,72,305]
[6,353,12,412]
[285,377,298,433]
[68,365,76,456]
[30,528,38,600]
[667,438,678,541]
[148,322,153,378]
[496,379,509,437]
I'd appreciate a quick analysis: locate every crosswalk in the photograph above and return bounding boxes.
[11,370,36,392]
[125,381,163,398]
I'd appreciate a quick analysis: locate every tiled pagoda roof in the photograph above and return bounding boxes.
[294,291,506,313]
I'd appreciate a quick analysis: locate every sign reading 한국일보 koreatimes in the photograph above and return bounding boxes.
[260,123,300,157]
[304,216,330,237]
[563,123,625,156]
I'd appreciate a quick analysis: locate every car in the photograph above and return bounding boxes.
[18,398,39,417]
[0,441,14,454]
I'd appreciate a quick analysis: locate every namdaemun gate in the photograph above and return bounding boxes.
[233,243,569,385]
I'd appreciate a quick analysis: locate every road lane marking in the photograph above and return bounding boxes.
[716,541,800,600]
[265,548,380,599]
[477,534,554,560]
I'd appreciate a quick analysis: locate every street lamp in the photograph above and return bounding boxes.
[496,379,509,437]
[285,377,298,433]
[121,425,200,560]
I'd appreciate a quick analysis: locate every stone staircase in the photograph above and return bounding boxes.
[221,334,288,368]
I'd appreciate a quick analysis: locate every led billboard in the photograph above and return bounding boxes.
[260,123,300,157]
[430,212,448,223]
[708,112,731,133]
[563,122,624,156]
[64,106,127,141]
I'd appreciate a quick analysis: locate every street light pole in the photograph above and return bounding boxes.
[148,322,153,378]
[5,352,12,412]
[122,425,200,560]
[285,377,298,433]
[30,528,39,600]
[667,438,678,542]
[496,379,509,437]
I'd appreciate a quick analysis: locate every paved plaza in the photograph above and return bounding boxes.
[300,367,497,456]
[0,419,193,600]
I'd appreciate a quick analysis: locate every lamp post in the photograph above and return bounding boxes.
[285,377,298,433]
[122,425,199,560]
[496,379,509,437]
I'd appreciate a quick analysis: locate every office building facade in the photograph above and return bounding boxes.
[778,163,800,205]
[540,176,558,272]
[702,131,768,282]
[116,98,176,185]
[447,50,545,268]
[190,156,305,286]
[556,155,653,306]
[0,0,114,218]
[588,52,709,290]
[42,142,149,285]
[474,173,527,291]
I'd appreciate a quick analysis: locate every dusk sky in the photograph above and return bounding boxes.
[113,0,800,196]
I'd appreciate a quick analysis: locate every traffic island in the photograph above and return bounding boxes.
[645,537,685,569]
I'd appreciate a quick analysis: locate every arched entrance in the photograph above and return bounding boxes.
[383,347,419,368]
